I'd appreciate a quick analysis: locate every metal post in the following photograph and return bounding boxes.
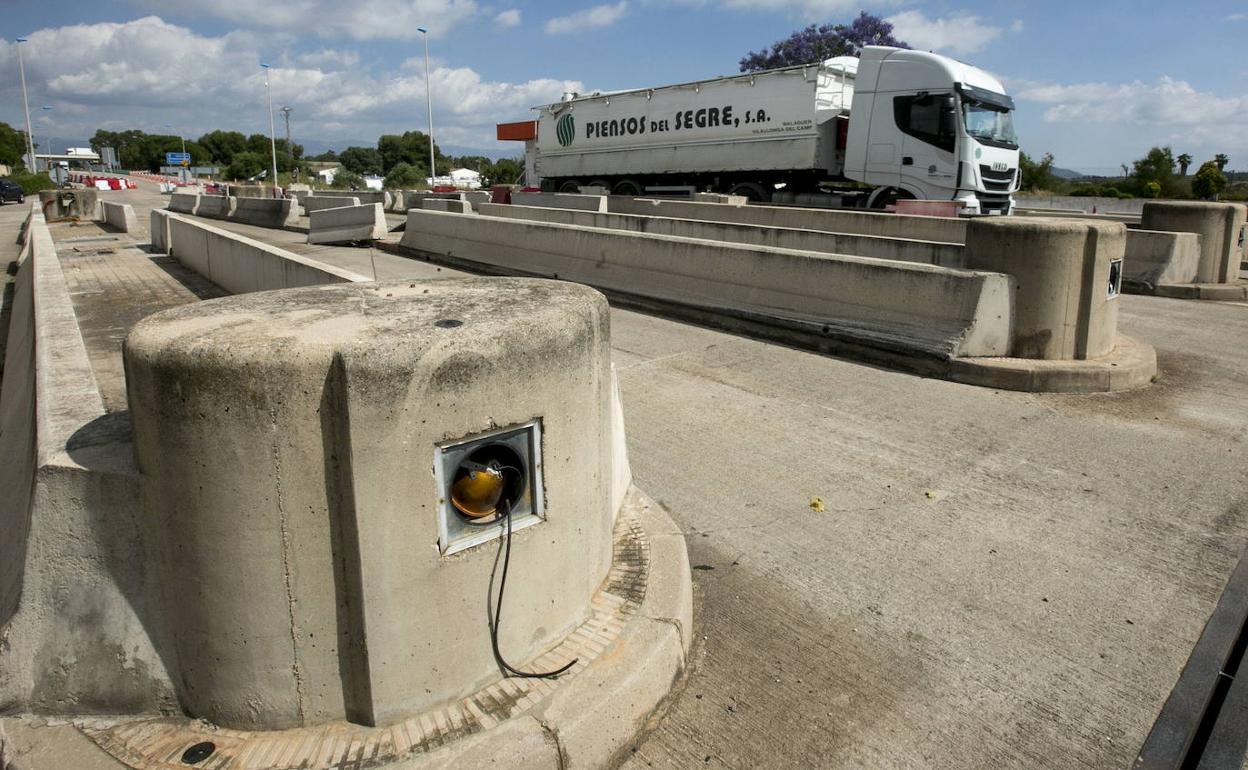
[262,63,279,193]
[39,105,52,180]
[418,27,436,186]
[15,37,36,170]
[280,106,294,179]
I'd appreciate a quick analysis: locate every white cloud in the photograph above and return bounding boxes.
[1226,12,1247,21]
[0,16,580,150]
[494,9,521,28]
[545,2,629,35]
[294,48,361,70]
[885,10,1003,55]
[127,0,481,41]
[1010,19,1024,33]
[1014,76,1248,159]
[646,0,902,21]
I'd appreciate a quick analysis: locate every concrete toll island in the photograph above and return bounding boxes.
[0,204,691,768]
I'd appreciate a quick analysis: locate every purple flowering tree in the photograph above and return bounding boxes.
[739,12,909,72]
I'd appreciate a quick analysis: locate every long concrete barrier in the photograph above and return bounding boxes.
[400,209,1011,361]
[307,203,388,244]
[513,191,608,212]
[168,193,198,214]
[477,203,964,267]
[156,210,369,292]
[196,194,232,218]
[100,200,138,233]
[228,196,300,229]
[608,197,968,243]
[422,198,473,213]
[302,195,360,215]
[0,204,177,714]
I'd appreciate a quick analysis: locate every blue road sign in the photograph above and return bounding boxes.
[165,152,191,165]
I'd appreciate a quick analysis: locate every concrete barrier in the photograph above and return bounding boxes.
[401,209,1011,360]
[158,210,369,292]
[1141,201,1247,284]
[964,217,1123,360]
[512,191,608,212]
[302,195,360,214]
[0,205,177,715]
[195,194,232,219]
[100,200,138,233]
[477,203,964,267]
[422,198,473,214]
[1122,229,1200,288]
[228,196,300,229]
[168,193,198,214]
[607,197,969,243]
[307,202,388,244]
[227,184,268,198]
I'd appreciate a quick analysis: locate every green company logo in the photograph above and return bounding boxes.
[556,113,575,146]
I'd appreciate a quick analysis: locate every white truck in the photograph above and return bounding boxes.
[498,46,1020,214]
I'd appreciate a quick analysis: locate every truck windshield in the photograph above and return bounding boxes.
[962,100,1018,149]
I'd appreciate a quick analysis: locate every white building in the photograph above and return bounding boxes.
[426,168,482,189]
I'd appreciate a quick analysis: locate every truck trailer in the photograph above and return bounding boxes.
[497,46,1020,214]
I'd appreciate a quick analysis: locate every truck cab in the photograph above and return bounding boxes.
[844,47,1019,214]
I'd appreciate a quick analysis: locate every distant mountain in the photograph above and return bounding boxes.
[1051,166,1084,180]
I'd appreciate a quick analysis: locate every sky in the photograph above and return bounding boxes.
[1,0,1246,172]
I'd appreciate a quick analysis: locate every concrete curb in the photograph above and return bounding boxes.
[0,487,692,769]
[948,334,1158,393]
[1150,281,1248,301]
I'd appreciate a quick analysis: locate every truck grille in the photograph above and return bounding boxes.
[979,165,1016,192]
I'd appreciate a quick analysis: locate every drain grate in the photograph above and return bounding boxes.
[1136,548,1248,769]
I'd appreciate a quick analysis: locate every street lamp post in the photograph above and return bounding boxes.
[261,63,279,194]
[37,104,52,175]
[417,27,436,187]
[39,106,56,183]
[15,37,36,171]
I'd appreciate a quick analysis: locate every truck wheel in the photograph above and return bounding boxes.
[612,179,643,196]
[587,179,611,192]
[728,182,768,202]
[557,180,581,193]
[867,187,913,209]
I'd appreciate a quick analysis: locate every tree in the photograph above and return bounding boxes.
[197,130,248,166]
[1215,153,1229,171]
[484,157,524,186]
[329,169,365,190]
[739,12,908,72]
[378,130,449,176]
[384,162,424,189]
[1019,151,1057,192]
[339,146,382,175]
[1191,161,1228,200]
[1131,146,1178,198]
[0,122,28,167]
[225,151,267,180]
[1176,153,1193,177]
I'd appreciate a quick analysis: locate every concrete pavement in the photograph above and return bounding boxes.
[13,180,1248,767]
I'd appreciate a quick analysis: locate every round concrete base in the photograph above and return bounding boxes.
[947,335,1157,394]
[0,488,692,770]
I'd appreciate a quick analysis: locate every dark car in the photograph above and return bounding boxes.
[0,179,24,205]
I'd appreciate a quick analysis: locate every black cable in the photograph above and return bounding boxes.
[488,496,578,679]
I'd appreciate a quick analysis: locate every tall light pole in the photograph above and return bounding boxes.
[39,106,54,181]
[279,106,294,180]
[417,27,436,186]
[15,37,36,170]
[261,63,279,193]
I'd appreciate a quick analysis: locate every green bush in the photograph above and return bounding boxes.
[1191,161,1228,200]
[328,170,365,190]
[9,170,54,193]
[383,162,423,189]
